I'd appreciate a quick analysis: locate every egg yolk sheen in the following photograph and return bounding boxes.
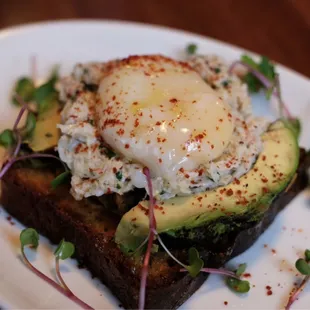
[97,55,234,179]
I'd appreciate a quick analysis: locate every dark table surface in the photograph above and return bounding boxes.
[0,0,309,77]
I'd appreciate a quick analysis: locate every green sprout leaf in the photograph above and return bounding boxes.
[295,258,310,276]
[20,228,39,249]
[185,247,204,277]
[226,277,250,293]
[259,56,276,81]
[13,77,35,105]
[236,263,247,277]
[51,171,71,189]
[0,129,15,147]
[116,171,122,181]
[240,55,275,94]
[240,55,258,69]
[34,83,57,114]
[21,112,37,139]
[33,67,59,114]
[186,43,198,55]
[54,239,75,260]
[305,249,310,263]
[283,118,301,141]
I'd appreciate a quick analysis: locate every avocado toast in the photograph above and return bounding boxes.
[1,52,309,309]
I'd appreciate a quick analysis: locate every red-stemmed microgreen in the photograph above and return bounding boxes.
[20,228,93,310]
[138,167,251,309]
[12,78,35,106]
[139,167,157,310]
[54,239,75,292]
[179,249,249,292]
[229,56,301,140]
[0,91,69,184]
[285,249,310,310]
[157,234,239,279]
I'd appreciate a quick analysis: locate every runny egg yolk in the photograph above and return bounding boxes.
[97,55,234,178]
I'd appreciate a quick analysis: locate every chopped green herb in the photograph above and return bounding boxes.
[222,80,230,88]
[45,132,53,138]
[0,129,15,147]
[185,247,204,277]
[214,67,221,74]
[51,171,71,189]
[88,119,95,126]
[104,148,116,158]
[226,277,250,293]
[13,77,35,105]
[20,228,39,249]
[54,239,75,260]
[116,171,122,181]
[186,43,198,55]
[305,249,310,263]
[236,263,247,277]
[116,184,121,189]
[295,258,310,276]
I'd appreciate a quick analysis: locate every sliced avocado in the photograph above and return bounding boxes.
[28,103,61,152]
[115,120,299,251]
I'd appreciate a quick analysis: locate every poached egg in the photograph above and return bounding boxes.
[97,55,234,180]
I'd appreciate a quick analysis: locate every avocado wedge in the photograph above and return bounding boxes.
[28,103,61,152]
[115,120,299,251]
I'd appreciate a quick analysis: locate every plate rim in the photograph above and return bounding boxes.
[0,18,309,82]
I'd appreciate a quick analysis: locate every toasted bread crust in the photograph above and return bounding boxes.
[1,149,309,309]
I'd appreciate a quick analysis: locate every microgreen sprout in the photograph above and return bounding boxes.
[285,249,310,310]
[13,77,35,105]
[235,263,247,277]
[137,168,252,309]
[0,129,15,148]
[51,171,71,189]
[226,277,251,293]
[185,247,204,277]
[20,228,93,309]
[54,239,75,292]
[186,43,198,55]
[223,263,250,294]
[179,247,239,279]
[0,93,67,182]
[229,55,301,140]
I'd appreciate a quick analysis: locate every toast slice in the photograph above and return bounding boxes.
[1,149,309,309]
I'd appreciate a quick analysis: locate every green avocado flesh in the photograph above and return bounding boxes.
[28,103,61,152]
[115,121,299,251]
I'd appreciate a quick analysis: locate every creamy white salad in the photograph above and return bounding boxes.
[57,54,268,201]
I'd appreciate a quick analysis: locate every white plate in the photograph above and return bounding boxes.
[0,20,309,310]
